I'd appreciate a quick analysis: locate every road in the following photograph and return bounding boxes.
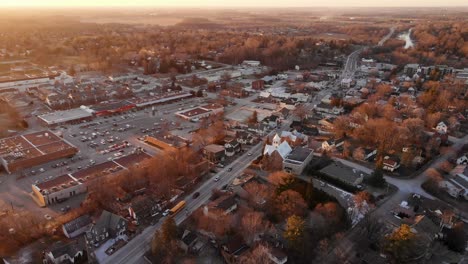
[102,138,267,263]
[322,134,468,263]
[378,27,396,46]
[340,48,362,81]
[102,117,294,264]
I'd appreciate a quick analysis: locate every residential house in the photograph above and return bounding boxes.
[441,166,468,200]
[236,131,255,145]
[85,210,128,247]
[456,155,468,165]
[264,247,288,264]
[383,156,400,172]
[62,215,92,239]
[280,130,308,147]
[320,162,367,187]
[221,235,250,264]
[435,121,448,134]
[252,80,265,90]
[44,239,87,264]
[277,107,290,119]
[263,115,280,128]
[318,117,335,130]
[290,121,319,136]
[247,123,269,136]
[203,194,238,219]
[321,138,344,151]
[225,138,241,157]
[178,230,204,253]
[128,197,160,224]
[363,148,377,161]
[315,102,344,116]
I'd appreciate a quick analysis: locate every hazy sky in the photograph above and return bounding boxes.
[1,0,466,7]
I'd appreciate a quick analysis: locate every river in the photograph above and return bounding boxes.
[398,28,415,49]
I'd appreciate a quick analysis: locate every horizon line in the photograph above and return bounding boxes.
[1,5,468,8]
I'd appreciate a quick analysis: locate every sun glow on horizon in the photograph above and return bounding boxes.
[1,0,467,7]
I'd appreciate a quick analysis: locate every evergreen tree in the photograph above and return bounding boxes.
[368,168,386,188]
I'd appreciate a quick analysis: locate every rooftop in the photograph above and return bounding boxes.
[284,147,313,163]
[127,92,192,106]
[38,108,93,125]
[72,160,122,181]
[178,107,210,117]
[35,174,79,194]
[63,215,92,234]
[0,130,76,165]
[147,133,188,149]
[112,151,152,168]
[34,152,153,191]
[320,161,368,185]
[201,103,223,110]
[204,144,225,153]
[90,100,134,112]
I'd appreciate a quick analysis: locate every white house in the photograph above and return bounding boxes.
[264,134,293,160]
[321,138,344,151]
[456,155,468,165]
[242,60,261,67]
[383,156,400,172]
[435,121,448,134]
[44,240,87,264]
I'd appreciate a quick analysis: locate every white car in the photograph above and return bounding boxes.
[162,209,170,216]
[44,214,52,220]
[213,176,220,182]
[247,152,252,156]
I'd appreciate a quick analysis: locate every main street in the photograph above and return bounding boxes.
[102,115,293,264]
[100,119,297,264]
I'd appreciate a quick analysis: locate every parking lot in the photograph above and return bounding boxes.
[0,95,215,215]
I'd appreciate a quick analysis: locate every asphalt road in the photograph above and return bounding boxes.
[378,27,396,46]
[321,134,468,263]
[102,141,266,264]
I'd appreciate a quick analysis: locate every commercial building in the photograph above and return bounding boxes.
[282,147,314,175]
[144,133,188,152]
[88,101,136,116]
[127,92,192,108]
[175,103,224,120]
[37,107,94,127]
[32,151,152,206]
[0,130,78,173]
[204,144,226,163]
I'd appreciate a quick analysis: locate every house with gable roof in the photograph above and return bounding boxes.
[263,134,293,161]
[85,210,128,247]
[435,121,448,134]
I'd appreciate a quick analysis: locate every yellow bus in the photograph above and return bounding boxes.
[169,200,186,215]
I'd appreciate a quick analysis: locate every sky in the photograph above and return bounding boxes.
[1,0,467,7]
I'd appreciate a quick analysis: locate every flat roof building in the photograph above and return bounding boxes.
[37,107,93,127]
[32,151,152,207]
[320,161,368,186]
[0,130,78,173]
[175,104,224,120]
[283,147,314,175]
[127,92,192,108]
